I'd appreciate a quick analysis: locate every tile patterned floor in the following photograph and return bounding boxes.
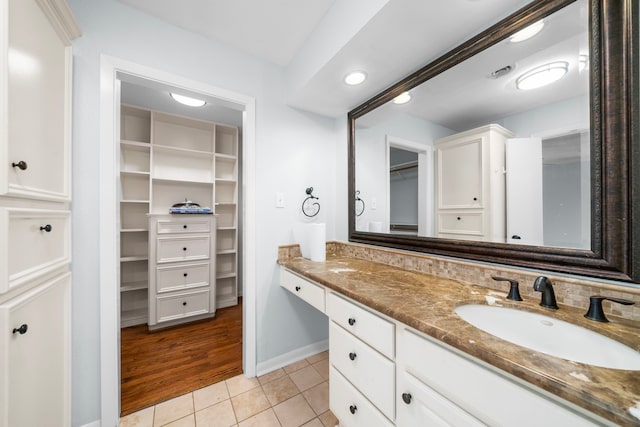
[119,351,338,427]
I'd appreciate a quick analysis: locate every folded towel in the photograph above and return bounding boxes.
[169,206,213,214]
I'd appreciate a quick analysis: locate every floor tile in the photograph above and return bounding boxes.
[289,365,324,392]
[153,393,193,427]
[273,395,316,427]
[301,419,324,427]
[302,381,329,415]
[226,374,260,397]
[119,406,154,427]
[193,381,230,411]
[194,399,237,427]
[282,358,309,374]
[163,414,195,427]
[262,375,300,406]
[258,368,287,385]
[306,351,329,364]
[312,359,329,380]
[231,386,271,421]
[318,410,338,427]
[238,408,282,427]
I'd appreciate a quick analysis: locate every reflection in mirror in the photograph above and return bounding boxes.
[354,0,589,249]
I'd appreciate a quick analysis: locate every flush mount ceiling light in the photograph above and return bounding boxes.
[516,61,569,90]
[170,93,206,107]
[393,91,411,104]
[510,20,544,43]
[344,71,367,85]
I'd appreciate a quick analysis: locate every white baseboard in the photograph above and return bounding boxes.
[256,339,329,376]
[79,421,101,427]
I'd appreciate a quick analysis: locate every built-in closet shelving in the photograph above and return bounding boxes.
[119,105,239,328]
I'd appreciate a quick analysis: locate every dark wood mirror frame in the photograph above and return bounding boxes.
[348,0,639,282]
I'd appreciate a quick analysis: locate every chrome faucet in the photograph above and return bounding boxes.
[533,276,558,309]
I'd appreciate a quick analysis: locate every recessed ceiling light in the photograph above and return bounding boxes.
[510,20,544,43]
[344,71,367,85]
[393,91,411,104]
[170,93,206,107]
[516,61,569,90]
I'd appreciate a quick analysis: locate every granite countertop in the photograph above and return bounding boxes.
[278,254,640,426]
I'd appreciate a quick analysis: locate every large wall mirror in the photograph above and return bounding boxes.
[348,0,639,282]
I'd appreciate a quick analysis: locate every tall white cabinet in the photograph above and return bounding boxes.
[0,1,80,426]
[119,105,240,328]
[434,124,514,243]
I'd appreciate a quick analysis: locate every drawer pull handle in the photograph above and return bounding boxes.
[473,197,478,201]
[348,317,356,326]
[349,405,357,415]
[182,301,187,306]
[348,352,357,361]
[183,225,187,229]
[12,161,27,170]
[402,393,412,404]
[183,247,187,251]
[12,324,28,335]
[295,286,301,292]
[40,224,52,232]
[183,273,188,277]
[457,217,461,220]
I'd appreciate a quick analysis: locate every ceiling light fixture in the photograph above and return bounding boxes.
[579,54,589,72]
[344,71,367,85]
[393,91,411,104]
[170,93,206,107]
[516,61,569,90]
[510,20,544,43]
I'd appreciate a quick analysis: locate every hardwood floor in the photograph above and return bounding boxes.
[120,299,242,416]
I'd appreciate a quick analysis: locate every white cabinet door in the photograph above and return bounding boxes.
[436,137,483,209]
[0,273,70,427]
[2,0,72,201]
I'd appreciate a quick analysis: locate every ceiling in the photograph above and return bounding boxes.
[115,0,537,119]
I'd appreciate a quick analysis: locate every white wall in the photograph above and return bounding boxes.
[68,1,338,424]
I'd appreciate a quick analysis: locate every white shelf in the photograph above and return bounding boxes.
[153,143,214,157]
[217,226,237,230]
[121,199,150,204]
[217,249,236,255]
[121,139,151,149]
[152,177,214,185]
[215,153,237,161]
[121,281,149,292]
[216,272,237,280]
[215,178,236,183]
[121,228,148,233]
[120,256,148,262]
[121,170,150,177]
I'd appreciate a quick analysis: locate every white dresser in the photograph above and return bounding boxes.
[0,0,80,425]
[148,214,217,329]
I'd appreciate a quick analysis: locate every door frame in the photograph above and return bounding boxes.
[98,55,256,426]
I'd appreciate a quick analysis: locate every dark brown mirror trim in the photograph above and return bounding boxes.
[348,0,639,282]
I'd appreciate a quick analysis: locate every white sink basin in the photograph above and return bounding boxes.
[455,304,640,370]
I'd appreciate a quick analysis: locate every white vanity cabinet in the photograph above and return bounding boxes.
[0,1,79,426]
[148,215,217,329]
[434,124,514,242]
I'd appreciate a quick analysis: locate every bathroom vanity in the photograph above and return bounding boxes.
[278,245,640,426]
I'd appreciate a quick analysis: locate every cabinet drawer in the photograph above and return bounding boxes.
[437,212,483,235]
[399,328,600,426]
[156,262,209,293]
[280,268,325,313]
[330,322,395,420]
[327,292,394,359]
[156,236,210,263]
[0,208,70,293]
[330,366,394,427]
[156,289,210,323]
[156,219,211,234]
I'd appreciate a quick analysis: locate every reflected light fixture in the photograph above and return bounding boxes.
[393,91,411,104]
[344,71,367,85]
[579,54,589,72]
[170,93,206,107]
[516,61,568,90]
[510,20,544,43]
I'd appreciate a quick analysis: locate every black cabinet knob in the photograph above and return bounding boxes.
[349,405,357,414]
[348,352,357,361]
[348,317,356,326]
[183,225,187,229]
[12,161,27,170]
[40,224,52,232]
[183,247,187,251]
[12,324,28,335]
[457,217,461,220]
[402,393,412,404]
[182,301,187,306]
[295,286,301,291]
[183,273,188,277]
[511,235,522,240]
[473,197,478,201]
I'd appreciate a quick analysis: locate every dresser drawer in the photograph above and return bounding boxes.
[327,292,394,359]
[0,208,70,293]
[156,218,211,234]
[156,289,210,323]
[437,212,483,236]
[280,268,325,313]
[330,366,394,427]
[330,321,395,420]
[156,236,210,263]
[156,262,210,293]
